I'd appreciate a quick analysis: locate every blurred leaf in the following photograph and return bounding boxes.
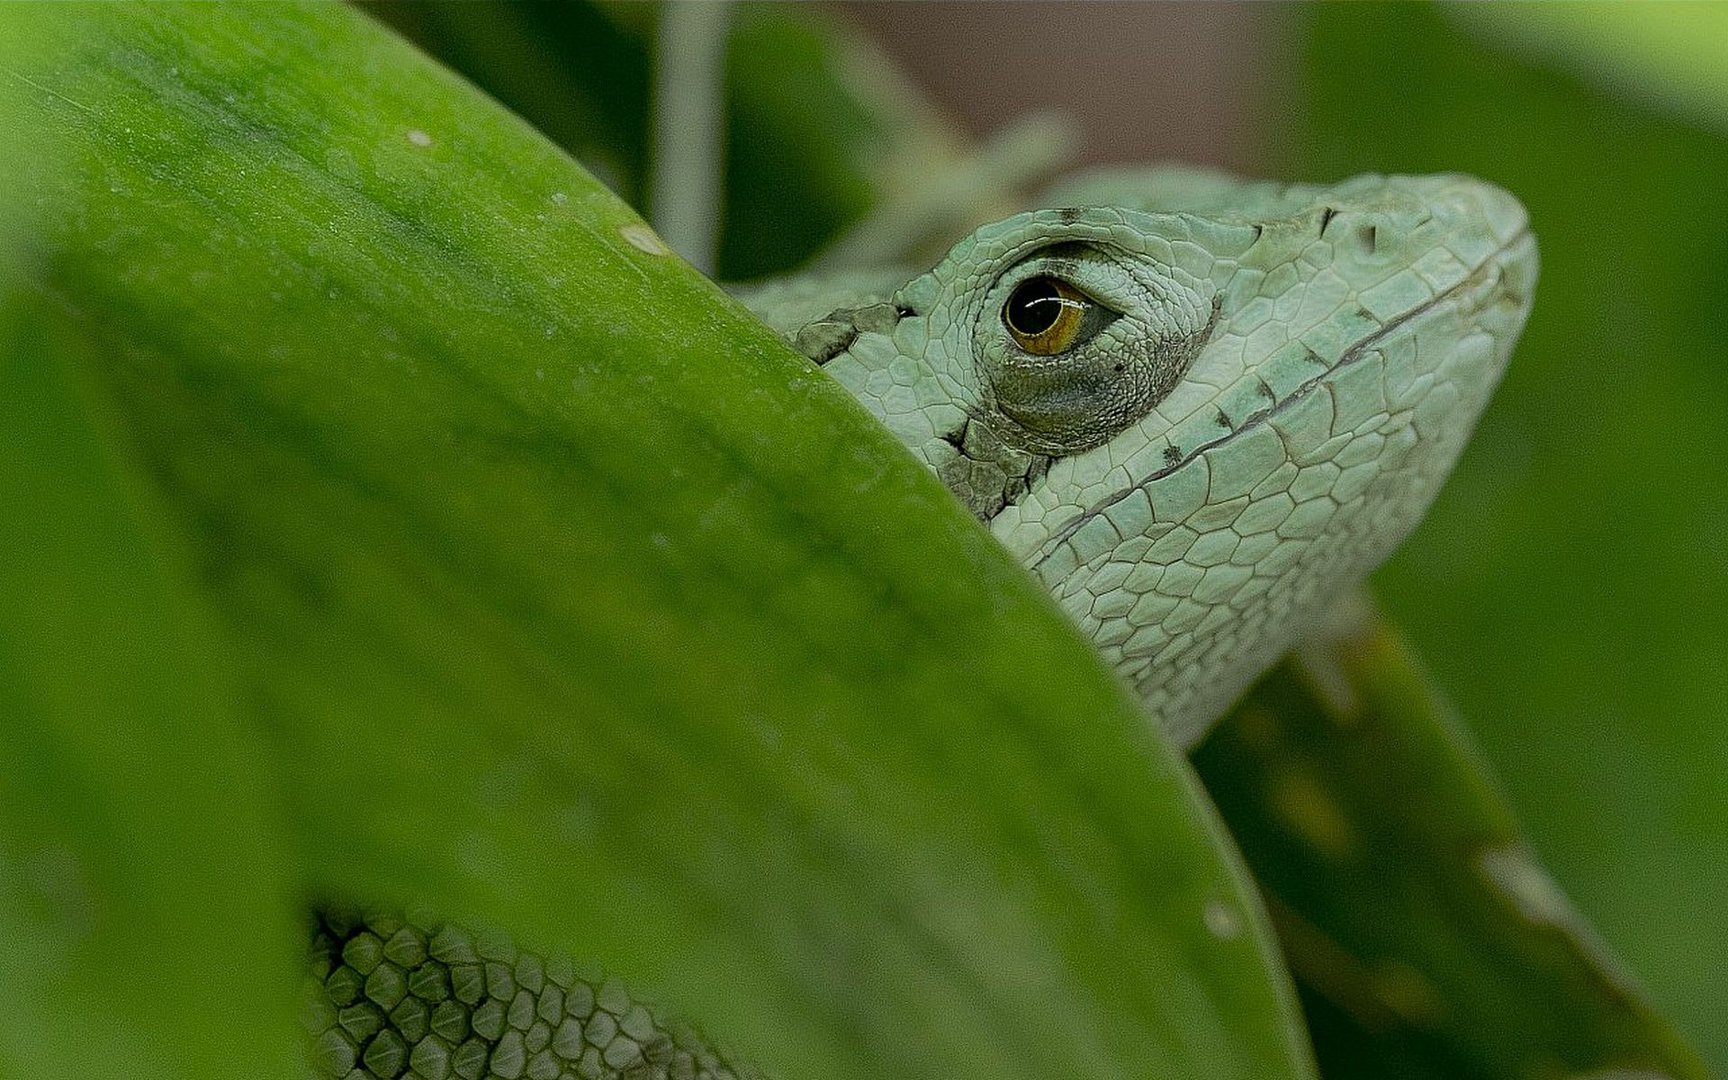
[0,5,1317,1079]
[1199,605,1706,1080]
[0,286,302,1076]
[1449,2,1728,138]
[1285,3,1728,1071]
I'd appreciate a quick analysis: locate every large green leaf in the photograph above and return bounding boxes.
[0,5,1314,1079]
[0,289,303,1080]
[1287,2,1728,1071]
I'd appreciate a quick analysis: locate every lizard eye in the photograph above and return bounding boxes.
[1003,276,1093,355]
[971,237,1216,455]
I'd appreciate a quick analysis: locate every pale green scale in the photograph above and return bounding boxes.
[744,167,1536,748]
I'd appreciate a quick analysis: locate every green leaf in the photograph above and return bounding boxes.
[0,286,302,1076]
[1198,606,1706,1080]
[0,5,1314,1079]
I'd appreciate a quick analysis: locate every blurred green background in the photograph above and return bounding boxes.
[375,0,1728,1064]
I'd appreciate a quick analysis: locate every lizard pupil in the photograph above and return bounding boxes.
[1005,277,1068,336]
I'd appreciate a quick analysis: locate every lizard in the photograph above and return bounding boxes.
[743,165,1535,749]
[301,166,1536,1080]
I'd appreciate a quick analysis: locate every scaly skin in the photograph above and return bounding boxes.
[301,169,1536,1079]
[747,167,1536,746]
[303,910,760,1080]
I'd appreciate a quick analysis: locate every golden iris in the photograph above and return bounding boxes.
[1003,276,1091,355]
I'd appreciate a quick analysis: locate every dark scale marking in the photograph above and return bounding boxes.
[1058,207,1084,224]
[988,455,1053,522]
[1163,445,1183,468]
[1319,206,1338,235]
[794,321,858,366]
[305,910,754,1080]
[1214,408,1233,430]
[795,302,908,366]
[937,416,971,453]
[1257,377,1277,403]
[938,415,1053,521]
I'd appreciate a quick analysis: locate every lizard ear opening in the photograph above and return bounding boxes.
[973,242,1216,456]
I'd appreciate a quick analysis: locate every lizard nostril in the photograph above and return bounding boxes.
[1357,223,1378,255]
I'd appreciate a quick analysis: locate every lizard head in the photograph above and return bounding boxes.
[815,170,1536,746]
